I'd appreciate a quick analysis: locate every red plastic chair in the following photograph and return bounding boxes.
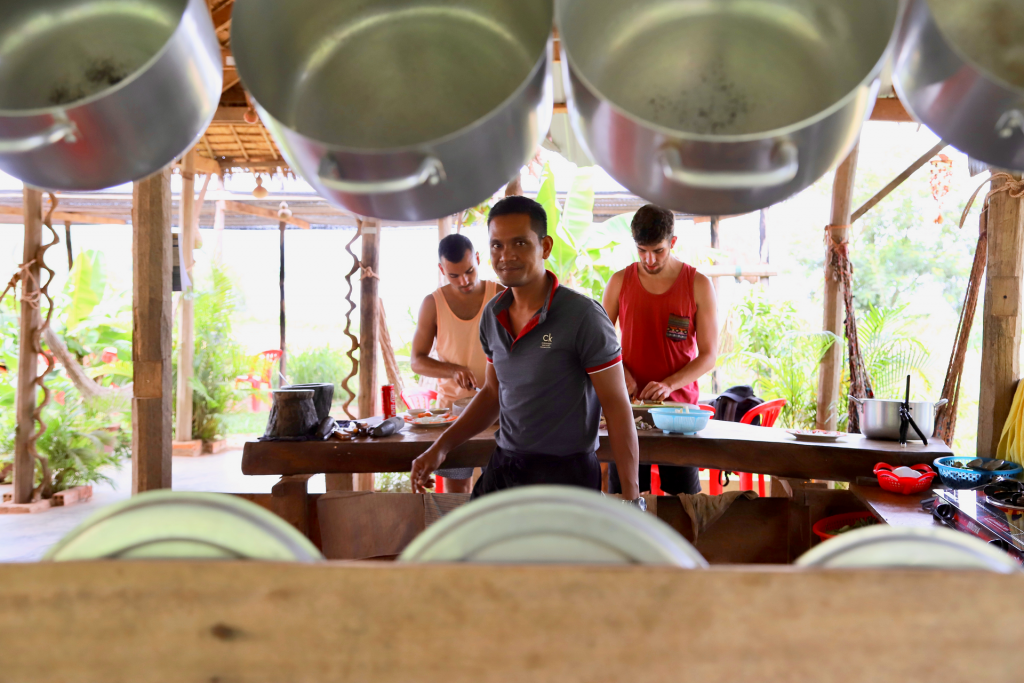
[236,349,282,411]
[737,398,787,496]
[402,389,437,411]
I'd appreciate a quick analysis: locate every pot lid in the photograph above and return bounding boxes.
[795,525,1020,572]
[400,485,707,567]
[44,491,323,562]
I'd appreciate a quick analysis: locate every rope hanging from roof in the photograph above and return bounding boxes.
[934,172,1024,444]
[339,221,363,419]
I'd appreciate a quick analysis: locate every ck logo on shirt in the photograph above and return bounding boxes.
[666,315,690,341]
[541,333,553,349]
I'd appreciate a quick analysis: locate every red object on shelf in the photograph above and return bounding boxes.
[873,463,936,495]
[382,385,396,419]
[435,476,445,494]
[812,511,879,541]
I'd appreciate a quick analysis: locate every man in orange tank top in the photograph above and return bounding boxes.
[602,205,719,495]
[411,234,504,493]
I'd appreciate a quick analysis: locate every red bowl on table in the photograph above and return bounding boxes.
[873,463,936,495]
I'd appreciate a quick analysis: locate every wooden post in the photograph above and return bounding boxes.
[357,219,381,492]
[12,187,42,504]
[978,173,1024,457]
[174,151,196,443]
[279,219,287,382]
[213,175,226,263]
[132,169,174,493]
[816,143,860,431]
[63,220,73,270]
[709,216,721,394]
[437,216,453,286]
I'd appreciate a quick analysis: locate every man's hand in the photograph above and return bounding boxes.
[411,444,446,493]
[639,381,673,402]
[451,366,477,390]
[623,366,638,398]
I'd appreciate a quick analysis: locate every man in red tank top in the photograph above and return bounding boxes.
[602,205,719,495]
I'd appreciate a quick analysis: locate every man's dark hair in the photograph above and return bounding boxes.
[438,233,474,263]
[631,204,675,245]
[487,195,548,239]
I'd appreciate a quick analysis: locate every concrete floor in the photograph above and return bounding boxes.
[0,448,327,562]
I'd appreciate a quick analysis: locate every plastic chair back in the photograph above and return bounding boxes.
[740,398,787,427]
[402,389,438,410]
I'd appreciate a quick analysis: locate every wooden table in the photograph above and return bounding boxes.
[243,420,952,483]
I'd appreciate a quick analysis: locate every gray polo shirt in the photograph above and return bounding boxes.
[480,272,622,456]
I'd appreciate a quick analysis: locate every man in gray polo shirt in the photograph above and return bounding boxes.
[411,196,641,505]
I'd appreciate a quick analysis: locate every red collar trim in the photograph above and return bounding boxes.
[495,271,559,345]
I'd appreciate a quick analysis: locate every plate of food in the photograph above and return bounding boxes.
[787,429,844,443]
[402,409,458,428]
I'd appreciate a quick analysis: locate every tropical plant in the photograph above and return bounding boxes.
[535,163,638,299]
[857,305,932,399]
[175,265,251,443]
[718,289,837,429]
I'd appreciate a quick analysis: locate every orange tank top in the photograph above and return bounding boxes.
[432,280,498,408]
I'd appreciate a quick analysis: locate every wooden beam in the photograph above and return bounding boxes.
[358,219,381,491]
[132,169,173,493]
[869,97,914,123]
[0,206,126,225]
[212,106,252,124]
[12,187,42,504]
[978,173,1024,456]
[174,151,196,443]
[176,154,220,176]
[222,200,311,229]
[210,1,233,30]
[817,143,860,430]
[851,141,947,223]
[2,562,1023,682]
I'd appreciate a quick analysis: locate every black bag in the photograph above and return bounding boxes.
[712,385,765,424]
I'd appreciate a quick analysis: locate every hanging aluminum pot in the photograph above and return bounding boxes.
[556,0,902,215]
[231,0,553,222]
[893,0,1024,170]
[0,0,222,191]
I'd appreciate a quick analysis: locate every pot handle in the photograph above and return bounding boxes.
[659,141,799,190]
[933,398,949,412]
[848,395,865,405]
[317,156,445,195]
[0,114,78,154]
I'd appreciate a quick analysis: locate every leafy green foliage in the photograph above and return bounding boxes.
[176,266,251,442]
[719,290,837,429]
[858,305,932,399]
[286,345,355,404]
[63,250,106,331]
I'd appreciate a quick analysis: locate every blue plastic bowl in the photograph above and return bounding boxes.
[933,456,1023,489]
[649,408,711,435]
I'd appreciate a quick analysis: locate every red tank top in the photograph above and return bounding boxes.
[618,262,699,404]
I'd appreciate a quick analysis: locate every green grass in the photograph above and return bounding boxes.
[220,411,271,436]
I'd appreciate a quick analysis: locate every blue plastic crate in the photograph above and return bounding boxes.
[933,456,1023,489]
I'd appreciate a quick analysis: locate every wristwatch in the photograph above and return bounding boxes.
[622,496,647,512]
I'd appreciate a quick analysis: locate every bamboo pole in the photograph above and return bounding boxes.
[174,151,196,443]
[12,187,42,504]
[357,219,381,492]
[816,143,860,430]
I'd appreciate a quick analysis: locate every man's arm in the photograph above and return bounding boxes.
[601,270,637,397]
[590,364,640,499]
[638,273,719,400]
[410,294,477,389]
[410,362,501,492]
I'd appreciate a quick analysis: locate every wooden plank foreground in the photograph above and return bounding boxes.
[0,561,1015,682]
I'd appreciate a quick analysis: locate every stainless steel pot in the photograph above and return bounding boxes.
[0,0,222,191]
[893,0,1024,170]
[232,0,553,222]
[556,0,901,215]
[849,396,948,442]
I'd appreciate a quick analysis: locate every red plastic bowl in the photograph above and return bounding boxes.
[873,463,936,495]
[812,512,878,541]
